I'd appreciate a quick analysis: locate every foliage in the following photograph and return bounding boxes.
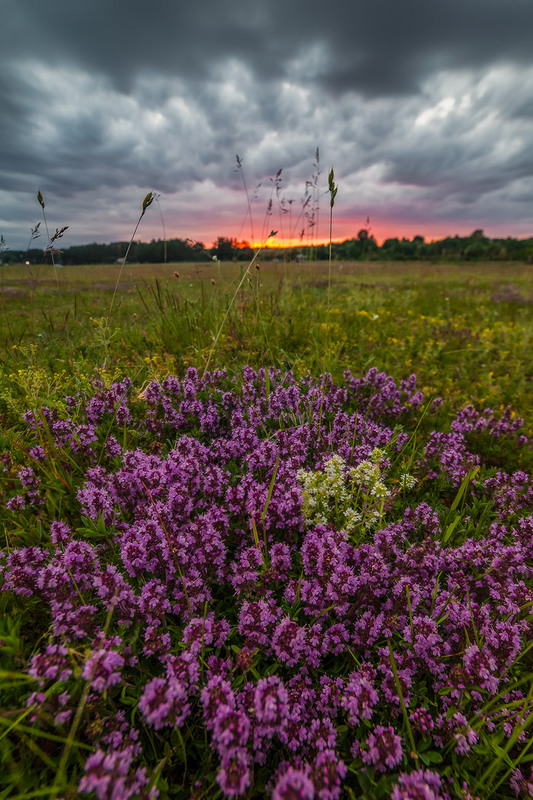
[4,231,533,265]
[0,260,532,798]
[1,363,533,799]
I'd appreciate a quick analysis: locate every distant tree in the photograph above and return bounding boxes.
[381,238,401,260]
[464,235,490,260]
[212,237,237,261]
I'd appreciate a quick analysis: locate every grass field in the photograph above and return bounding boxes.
[1,259,532,421]
[1,259,533,800]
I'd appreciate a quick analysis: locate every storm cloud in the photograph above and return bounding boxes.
[2,0,533,247]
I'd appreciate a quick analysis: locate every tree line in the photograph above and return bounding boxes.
[2,229,533,265]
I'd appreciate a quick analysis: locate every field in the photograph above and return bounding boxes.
[1,259,533,800]
[1,260,532,416]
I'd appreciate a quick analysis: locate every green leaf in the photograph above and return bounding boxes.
[75,515,112,539]
[357,769,373,791]
[337,724,348,734]
[449,464,480,513]
[443,514,461,543]
[251,517,260,550]
[491,744,515,769]
[262,455,279,524]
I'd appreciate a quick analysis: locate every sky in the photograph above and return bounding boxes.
[2,0,533,251]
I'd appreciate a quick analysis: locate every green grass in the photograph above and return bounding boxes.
[0,259,532,430]
[1,257,533,799]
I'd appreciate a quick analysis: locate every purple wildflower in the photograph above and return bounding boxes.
[311,749,347,800]
[2,546,47,596]
[50,600,99,640]
[6,495,26,511]
[510,766,533,797]
[216,747,251,797]
[391,769,446,800]
[212,705,251,753]
[254,676,289,735]
[49,521,72,546]
[54,692,73,726]
[271,616,306,667]
[238,597,282,650]
[183,612,230,654]
[308,717,337,752]
[272,765,315,800]
[362,725,403,772]
[5,366,533,798]
[28,643,72,683]
[450,713,478,755]
[200,675,236,729]
[409,708,434,736]
[28,445,46,461]
[463,644,499,694]
[139,676,190,730]
[342,666,379,724]
[79,745,156,800]
[83,647,125,693]
[165,651,201,691]
[97,710,141,755]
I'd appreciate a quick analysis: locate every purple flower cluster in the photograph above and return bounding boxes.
[391,769,447,800]
[1,366,532,798]
[79,745,157,800]
[139,676,191,730]
[362,724,403,772]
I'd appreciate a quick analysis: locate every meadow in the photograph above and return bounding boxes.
[1,259,532,415]
[1,257,533,800]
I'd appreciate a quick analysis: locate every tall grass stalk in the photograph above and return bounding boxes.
[311,147,321,259]
[36,191,67,290]
[103,191,154,365]
[325,167,338,372]
[26,223,41,256]
[108,191,154,322]
[203,231,277,374]
[236,155,255,245]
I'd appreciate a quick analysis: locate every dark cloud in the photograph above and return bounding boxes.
[1,0,533,247]
[5,0,533,94]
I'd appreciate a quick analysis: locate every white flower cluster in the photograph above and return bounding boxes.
[296,454,353,529]
[296,449,395,537]
[349,448,391,503]
[399,473,418,490]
